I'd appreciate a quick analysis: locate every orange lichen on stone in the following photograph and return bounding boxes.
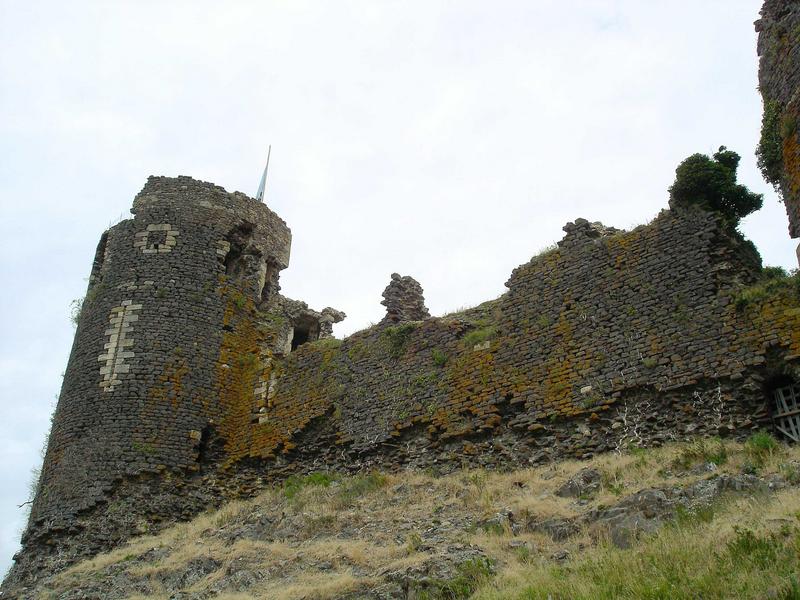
[248,341,340,457]
[782,119,800,197]
[148,356,190,410]
[215,287,265,465]
[255,210,800,463]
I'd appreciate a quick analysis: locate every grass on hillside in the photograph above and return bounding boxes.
[476,492,800,600]
[39,436,800,600]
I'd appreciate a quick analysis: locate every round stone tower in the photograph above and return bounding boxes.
[26,175,291,544]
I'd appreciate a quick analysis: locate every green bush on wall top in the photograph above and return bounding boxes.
[669,146,763,224]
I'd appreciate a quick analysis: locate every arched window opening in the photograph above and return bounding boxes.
[260,259,281,305]
[291,325,310,351]
[290,315,320,352]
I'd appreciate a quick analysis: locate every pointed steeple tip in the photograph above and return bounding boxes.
[256,145,272,202]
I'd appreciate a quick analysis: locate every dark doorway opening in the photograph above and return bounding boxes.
[196,425,225,465]
[292,326,310,351]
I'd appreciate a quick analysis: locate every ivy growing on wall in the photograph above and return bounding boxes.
[757,99,785,191]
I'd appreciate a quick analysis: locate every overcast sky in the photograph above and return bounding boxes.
[0,0,795,577]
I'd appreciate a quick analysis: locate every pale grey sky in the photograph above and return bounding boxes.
[0,0,794,577]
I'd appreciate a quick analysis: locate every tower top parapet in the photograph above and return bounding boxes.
[132,175,291,271]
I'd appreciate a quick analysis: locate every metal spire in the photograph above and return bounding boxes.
[256,145,271,202]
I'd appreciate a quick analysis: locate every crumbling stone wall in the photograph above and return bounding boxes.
[267,296,346,355]
[756,0,800,248]
[23,176,292,553]
[7,180,800,596]
[380,273,430,325]
[254,207,799,464]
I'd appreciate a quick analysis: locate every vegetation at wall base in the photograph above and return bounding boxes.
[477,521,800,600]
[31,437,800,600]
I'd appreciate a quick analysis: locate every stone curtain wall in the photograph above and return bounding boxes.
[9,180,800,594]
[26,177,291,546]
[253,208,800,463]
[757,0,800,245]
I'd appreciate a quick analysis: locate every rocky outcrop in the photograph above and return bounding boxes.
[585,471,786,548]
[556,467,602,498]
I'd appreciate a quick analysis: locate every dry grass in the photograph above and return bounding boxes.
[41,438,800,599]
[475,488,800,599]
[265,572,367,600]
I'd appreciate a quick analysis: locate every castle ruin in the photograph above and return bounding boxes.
[4,172,800,594]
[3,2,800,594]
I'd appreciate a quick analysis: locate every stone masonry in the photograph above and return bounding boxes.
[254,206,798,462]
[26,176,293,532]
[6,5,800,593]
[380,273,431,325]
[4,174,800,596]
[756,0,800,262]
[5,177,297,589]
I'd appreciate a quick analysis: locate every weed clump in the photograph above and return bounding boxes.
[463,326,497,349]
[413,556,494,599]
[382,323,417,358]
[757,100,786,191]
[734,267,800,311]
[745,431,780,467]
[69,282,105,327]
[672,438,728,471]
[282,472,336,501]
[642,357,658,369]
[431,348,448,367]
[311,337,342,350]
[333,472,387,509]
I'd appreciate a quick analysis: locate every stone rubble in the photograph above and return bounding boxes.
[379,273,431,325]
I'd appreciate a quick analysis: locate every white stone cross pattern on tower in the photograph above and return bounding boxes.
[98,300,142,392]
